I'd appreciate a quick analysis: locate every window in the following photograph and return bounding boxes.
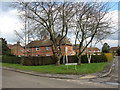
[89,50,91,53]
[98,53,101,55]
[94,51,96,52]
[36,54,40,56]
[27,48,30,52]
[46,54,50,56]
[21,50,23,52]
[70,52,74,55]
[36,47,40,51]
[46,47,50,50]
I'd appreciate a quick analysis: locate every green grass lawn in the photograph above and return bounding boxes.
[2,63,107,74]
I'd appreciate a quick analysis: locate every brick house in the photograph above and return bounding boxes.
[72,44,86,55]
[87,47,101,55]
[26,35,75,56]
[110,46,120,55]
[73,45,101,55]
[8,42,25,56]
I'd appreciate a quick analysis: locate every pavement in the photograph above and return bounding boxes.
[2,69,118,88]
[1,56,120,87]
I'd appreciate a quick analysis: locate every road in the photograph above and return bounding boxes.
[2,69,118,88]
[89,56,119,87]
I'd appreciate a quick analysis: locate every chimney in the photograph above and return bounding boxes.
[43,35,48,40]
[17,41,20,45]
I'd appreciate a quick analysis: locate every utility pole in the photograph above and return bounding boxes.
[24,3,27,56]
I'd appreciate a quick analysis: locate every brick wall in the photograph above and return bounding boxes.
[27,45,74,56]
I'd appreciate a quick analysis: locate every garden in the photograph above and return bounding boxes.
[1,53,113,74]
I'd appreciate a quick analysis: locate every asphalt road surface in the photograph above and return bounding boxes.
[2,70,118,88]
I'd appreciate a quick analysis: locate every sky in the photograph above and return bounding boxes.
[0,1,119,49]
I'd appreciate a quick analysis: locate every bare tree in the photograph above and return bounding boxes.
[72,2,115,65]
[15,1,76,66]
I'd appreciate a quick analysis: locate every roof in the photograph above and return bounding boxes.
[8,44,24,49]
[87,47,100,51]
[27,36,72,48]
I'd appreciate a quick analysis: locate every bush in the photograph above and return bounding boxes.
[2,54,110,66]
[60,55,107,64]
[103,53,113,62]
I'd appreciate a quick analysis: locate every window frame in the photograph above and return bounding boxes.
[46,47,50,50]
[36,47,40,51]
[27,48,31,52]
[46,54,50,56]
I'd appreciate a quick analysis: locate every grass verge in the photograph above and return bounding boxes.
[2,63,107,74]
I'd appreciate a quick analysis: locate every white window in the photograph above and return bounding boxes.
[46,54,50,56]
[70,52,74,55]
[36,47,40,51]
[21,50,23,52]
[27,48,30,52]
[46,47,50,50]
[94,51,96,52]
[98,50,100,52]
[98,53,101,55]
[36,54,40,56]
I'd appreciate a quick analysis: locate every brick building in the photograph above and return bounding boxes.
[72,44,86,55]
[110,46,120,55]
[73,44,101,55]
[87,47,101,55]
[26,35,75,56]
[110,47,120,53]
[8,42,25,56]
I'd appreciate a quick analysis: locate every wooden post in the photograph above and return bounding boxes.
[67,65,68,71]
[75,65,77,71]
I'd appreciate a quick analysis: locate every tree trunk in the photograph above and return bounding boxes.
[88,58,91,64]
[55,54,60,66]
[77,55,81,65]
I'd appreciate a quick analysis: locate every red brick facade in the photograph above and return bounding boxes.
[26,36,75,56]
[8,42,25,56]
[110,47,120,56]
[27,45,74,56]
[86,47,101,55]
[73,45,101,55]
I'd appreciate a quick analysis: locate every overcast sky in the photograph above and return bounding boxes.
[0,1,119,49]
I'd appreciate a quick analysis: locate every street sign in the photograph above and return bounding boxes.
[65,47,68,52]
[65,63,77,71]
[65,63,77,65]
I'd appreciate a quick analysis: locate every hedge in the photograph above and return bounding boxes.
[2,55,21,64]
[21,56,56,66]
[103,53,113,62]
[60,54,107,64]
[2,54,109,66]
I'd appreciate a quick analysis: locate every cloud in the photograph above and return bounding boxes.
[0,9,23,43]
[0,2,118,49]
